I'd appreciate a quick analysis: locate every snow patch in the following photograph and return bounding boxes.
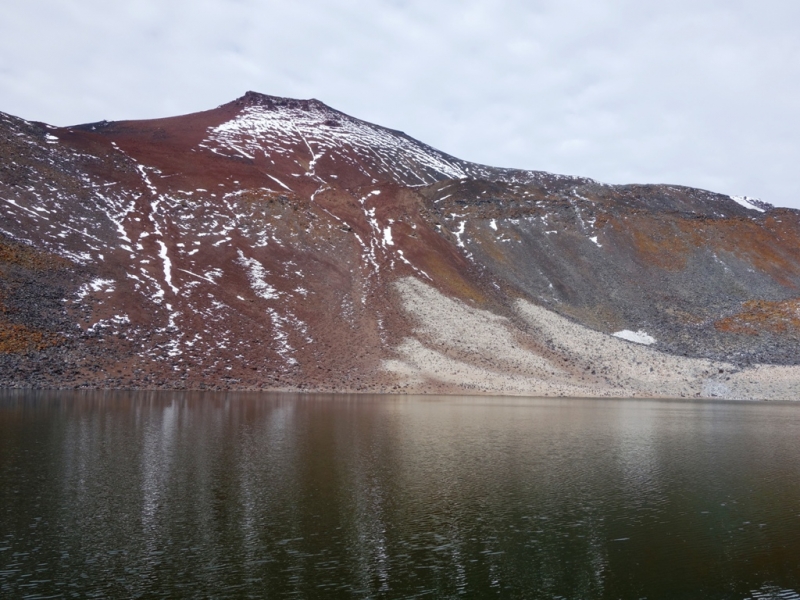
[612,329,656,345]
[157,240,179,294]
[76,277,116,300]
[266,174,292,192]
[236,250,279,300]
[730,195,765,213]
[453,221,466,247]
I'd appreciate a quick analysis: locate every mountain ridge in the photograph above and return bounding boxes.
[1,93,799,398]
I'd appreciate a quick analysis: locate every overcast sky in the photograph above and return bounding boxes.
[2,0,799,208]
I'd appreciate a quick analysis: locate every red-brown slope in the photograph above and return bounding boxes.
[2,94,498,389]
[2,92,800,393]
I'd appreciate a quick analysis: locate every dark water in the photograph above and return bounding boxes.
[1,392,799,599]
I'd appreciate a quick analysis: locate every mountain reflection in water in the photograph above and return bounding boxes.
[1,392,799,599]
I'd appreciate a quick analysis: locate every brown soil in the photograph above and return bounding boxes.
[715,299,800,335]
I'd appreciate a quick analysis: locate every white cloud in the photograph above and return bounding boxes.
[1,0,799,208]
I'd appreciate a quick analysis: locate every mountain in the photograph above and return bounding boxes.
[2,91,800,399]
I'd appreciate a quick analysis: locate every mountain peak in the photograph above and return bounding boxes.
[2,96,800,397]
[231,91,331,113]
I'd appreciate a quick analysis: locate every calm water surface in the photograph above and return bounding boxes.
[1,392,799,599]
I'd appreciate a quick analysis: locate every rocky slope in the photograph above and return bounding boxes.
[2,92,800,399]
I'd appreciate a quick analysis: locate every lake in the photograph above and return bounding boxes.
[1,392,799,599]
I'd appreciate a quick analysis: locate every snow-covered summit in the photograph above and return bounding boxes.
[202,92,584,189]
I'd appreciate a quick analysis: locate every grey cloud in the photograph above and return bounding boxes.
[1,0,798,207]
